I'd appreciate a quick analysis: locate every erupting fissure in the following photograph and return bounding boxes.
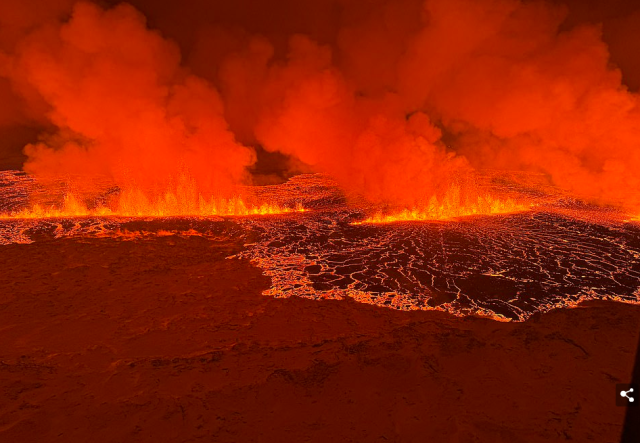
[1,195,304,219]
[1,172,638,321]
[2,0,640,215]
[354,185,531,224]
[0,185,304,219]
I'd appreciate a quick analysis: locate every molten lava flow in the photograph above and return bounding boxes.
[3,195,303,219]
[0,184,304,219]
[354,185,530,224]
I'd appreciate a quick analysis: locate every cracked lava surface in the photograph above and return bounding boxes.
[1,170,639,322]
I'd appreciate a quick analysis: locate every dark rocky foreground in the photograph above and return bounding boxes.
[0,232,639,442]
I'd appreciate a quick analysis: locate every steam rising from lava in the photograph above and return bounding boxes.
[1,0,640,215]
[6,2,254,196]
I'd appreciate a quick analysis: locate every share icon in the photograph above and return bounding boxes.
[617,384,639,407]
[621,388,635,403]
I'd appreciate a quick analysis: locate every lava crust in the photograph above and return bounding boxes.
[1,171,639,321]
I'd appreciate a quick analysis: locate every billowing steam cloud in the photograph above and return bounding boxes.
[220,34,468,205]
[2,1,255,196]
[1,0,640,209]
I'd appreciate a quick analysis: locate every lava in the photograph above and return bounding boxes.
[0,174,305,220]
[1,171,639,322]
[2,1,640,440]
[353,184,531,224]
[0,192,304,219]
[231,174,640,322]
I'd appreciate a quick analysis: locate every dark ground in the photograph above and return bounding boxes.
[0,234,639,442]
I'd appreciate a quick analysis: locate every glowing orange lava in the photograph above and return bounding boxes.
[626,211,640,222]
[354,185,531,224]
[0,187,304,219]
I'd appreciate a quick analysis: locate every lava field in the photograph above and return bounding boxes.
[1,170,639,321]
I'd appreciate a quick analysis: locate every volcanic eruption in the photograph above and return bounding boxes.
[1,0,640,442]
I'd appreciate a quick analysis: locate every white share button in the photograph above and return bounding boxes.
[621,388,635,403]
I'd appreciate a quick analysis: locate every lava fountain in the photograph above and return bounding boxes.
[353,184,532,224]
[0,0,639,324]
[1,170,638,323]
[0,174,305,219]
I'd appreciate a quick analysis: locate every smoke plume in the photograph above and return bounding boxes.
[3,1,255,196]
[1,0,640,210]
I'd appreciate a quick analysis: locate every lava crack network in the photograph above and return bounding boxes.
[1,171,639,321]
